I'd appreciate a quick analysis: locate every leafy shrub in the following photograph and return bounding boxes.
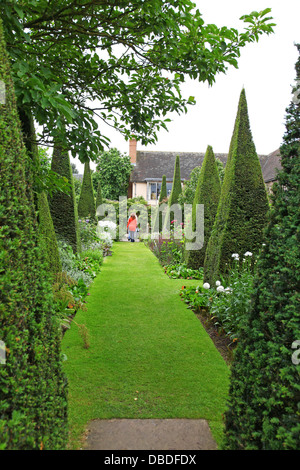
[58,240,93,286]
[145,232,185,266]
[164,263,203,280]
[181,252,256,343]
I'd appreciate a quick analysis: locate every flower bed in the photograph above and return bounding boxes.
[180,252,256,346]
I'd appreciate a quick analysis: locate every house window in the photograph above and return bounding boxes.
[147,182,172,201]
[147,182,160,201]
[166,183,172,197]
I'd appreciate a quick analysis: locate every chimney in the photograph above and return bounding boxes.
[129,138,137,165]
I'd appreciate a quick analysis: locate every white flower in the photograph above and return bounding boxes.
[98,220,117,230]
[232,253,239,260]
[216,280,221,287]
[203,283,210,289]
[217,285,225,292]
[244,251,253,257]
[225,287,233,294]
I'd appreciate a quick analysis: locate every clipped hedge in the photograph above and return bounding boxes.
[17,107,61,274]
[186,145,221,269]
[159,174,167,202]
[169,155,182,207]
[204,89,268,285]
[78,160,96,219]
[163,155,182,231]
[49,143,81,253]
[223,47,300,450]
[0,18,67,449]
[153,174,167,232]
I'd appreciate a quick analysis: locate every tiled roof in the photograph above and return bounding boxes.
[258,148,282,183]
[130,149,282,183]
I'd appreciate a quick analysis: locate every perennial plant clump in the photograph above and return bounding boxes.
[181,251,257,344]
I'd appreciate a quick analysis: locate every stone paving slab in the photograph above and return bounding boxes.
[83,419,217,450]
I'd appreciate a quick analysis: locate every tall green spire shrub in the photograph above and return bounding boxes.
[223,46,300,450]
[153,175,167,233]
[78,160,96,219]
[186,145,221,269]
[18,108,61,274]
[204,89,268,284]
[159,174,167,203]
[169,155,182,207]
[49,143,81,252]
[0,17,67,450]
[163,156,182,232]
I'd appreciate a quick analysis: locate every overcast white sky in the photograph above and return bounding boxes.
[74,0,300,173]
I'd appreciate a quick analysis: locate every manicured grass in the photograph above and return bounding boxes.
[62,242,229,449]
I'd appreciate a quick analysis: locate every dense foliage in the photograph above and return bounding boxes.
[0,18,67,450]
[223,46,300,450]
[178,166,202,206]
[204,89,269,285]
[94,148,133,201]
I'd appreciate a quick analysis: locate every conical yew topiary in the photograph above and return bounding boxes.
[159,174,168,203]
[0,17,67,449]
[169,155,182,207]
[163,156,182,232]
[186,145,221,269]
[18,107,62,274]
[153,175,168,233]
[204,89,269,284]
[223,46,300,450]
[49,143,81,253]
[78,160,96,219]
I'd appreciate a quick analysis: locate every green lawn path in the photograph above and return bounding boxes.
[62,242,230,449]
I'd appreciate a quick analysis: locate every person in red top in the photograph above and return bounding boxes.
[127,213,138,242]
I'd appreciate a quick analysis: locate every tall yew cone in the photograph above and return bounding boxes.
[18,107,62,274]
[163,155,182,232]
[169,155,182,207]
[0,17,67,450]
[159,174,167,203]
[153,174,168,233]
[223,46,300,450]
[49,143,81,253]
[78,160,96,219]
[204,89,268,284]
[186,145,221,269]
